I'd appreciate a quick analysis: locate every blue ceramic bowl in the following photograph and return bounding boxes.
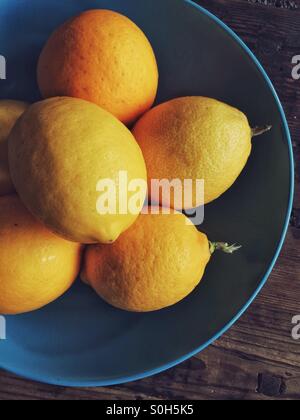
[0,0,294,386]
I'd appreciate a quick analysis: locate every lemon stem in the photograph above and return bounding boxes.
[251,125,272,137]
[209,242,242,255]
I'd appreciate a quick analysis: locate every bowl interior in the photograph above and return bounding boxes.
[0,0,292,386]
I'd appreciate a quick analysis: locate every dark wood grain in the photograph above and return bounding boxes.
[0,0,299,400]
[248,0,299,9]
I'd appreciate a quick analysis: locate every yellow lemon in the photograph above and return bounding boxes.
[81,208,238,312]
[0,100,29,196]
[0,195,82,315]
[8,97,147,244]
[133,97,271,207]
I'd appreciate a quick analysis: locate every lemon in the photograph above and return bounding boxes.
[0,100,29,196]
[82,207,240,312]
[0,195,82,315]
[37,9,158,125]
[81,208,211,312]
[133,96,271,207]
[8,97,147,244]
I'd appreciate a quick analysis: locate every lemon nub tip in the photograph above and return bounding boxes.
[251,125,272,138]
[209,241,242,255]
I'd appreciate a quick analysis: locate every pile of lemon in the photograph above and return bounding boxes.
[0,10,269,315]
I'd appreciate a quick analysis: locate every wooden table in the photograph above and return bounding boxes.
[0,0,299,400]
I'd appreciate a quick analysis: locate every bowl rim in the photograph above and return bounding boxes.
[1,0,295,388]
